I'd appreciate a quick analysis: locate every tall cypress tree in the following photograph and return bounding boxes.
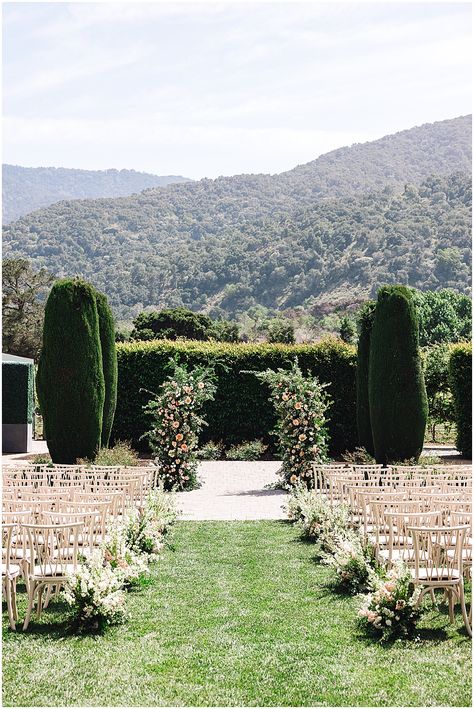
[369,285,427,464]
[37,279,105,463]
[96,290,118,447]
[356,300,376,455]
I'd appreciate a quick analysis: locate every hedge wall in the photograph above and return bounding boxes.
[449,343,472,458]
[113,338,357,456]
[2,361,34,424]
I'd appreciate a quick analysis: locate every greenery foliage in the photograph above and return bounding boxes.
[448,343,472,457]
[412,289,471,346]
[3,118,471,320]
[369,286,427,464]
[114,339,357,456]
[130,307,238,342]
[286,483,349,551]
[422,344,455,442]
[77,440,141,467]
[37,278,105,463]
[2,361,34,424]
[356,300,376,455]
[225,440,267,461]
[96,291,118,447]
[143,360,217,490]
[196,440,225,460]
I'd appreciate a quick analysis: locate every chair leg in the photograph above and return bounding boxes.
[11,579,18,621]
[5,580,16,630]
[23,583,36,631]
[430,588,437,606]
[43,585,53,609]
[36,585,44,620]
[459,579,472,638]
[447,588,455,623]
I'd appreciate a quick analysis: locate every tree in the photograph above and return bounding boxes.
[2,258,54,360]
[267,318,296,344]
[422,344,455,442]
[96,291,118,448]
[339,316,356,344]
[130,307,239,342]
[37,278,105,463]
[412,289,471,346]
[448,343,472,458]
[369,285,427,464]
[356,301,376,455]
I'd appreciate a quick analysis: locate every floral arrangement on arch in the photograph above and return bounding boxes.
[252,360,330,485]
[143,360,217,490]
[358,562,422,640]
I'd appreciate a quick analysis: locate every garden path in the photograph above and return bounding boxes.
[176,460,288,520]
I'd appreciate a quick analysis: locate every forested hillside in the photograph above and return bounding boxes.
[3,116,471,318]
[2,165,190,223]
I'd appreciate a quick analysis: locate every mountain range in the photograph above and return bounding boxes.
[2,165,190,224]
[2,115,471,320]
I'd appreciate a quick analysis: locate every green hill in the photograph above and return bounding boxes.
[2,165,191,223]
[2,116,471,318]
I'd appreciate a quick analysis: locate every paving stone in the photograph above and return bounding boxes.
[176,460,289,520]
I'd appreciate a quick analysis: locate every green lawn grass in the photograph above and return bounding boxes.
[2,521,472,706]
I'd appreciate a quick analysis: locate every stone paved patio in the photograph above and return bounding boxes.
[176,461,288,520]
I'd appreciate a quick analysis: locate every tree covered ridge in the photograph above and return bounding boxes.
[2,116,471,319]
[2,164,191,224]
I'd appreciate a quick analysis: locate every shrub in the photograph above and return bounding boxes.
[341,447,375,465]
[123,509,164,560]
[356,301,376,455]
[96,291,118,448]
[37,279,105,463]
[252,361,330,484]
[196,440,225,460]
[113,339,357,457]
[358,562,422,641]
[226,439,267,461]
[143,360,217,490]
[449,342,472,457]
[63,551,127,630]
[78,440,141,467]
[369,286,427,464]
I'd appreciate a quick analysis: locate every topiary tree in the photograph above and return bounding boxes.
[356,301,376,456]
[37,278,105,463]
[448,343,472,458]
[96,290,118,447]
[368,285,427,464]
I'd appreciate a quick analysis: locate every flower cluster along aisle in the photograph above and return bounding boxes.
[143,360,217,490]
[286,487,425,641]
[252,360,330,485]
[63,485,178,632]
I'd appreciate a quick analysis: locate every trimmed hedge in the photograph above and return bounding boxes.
[2,361,34,424]
[37,279,105,463]
[356,301,376,455]
[113,338,357,456]
[369,285,428,464]
[449,343,472,458]
[96,291,118,448]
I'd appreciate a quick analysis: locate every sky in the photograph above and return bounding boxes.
[2,1,472,179]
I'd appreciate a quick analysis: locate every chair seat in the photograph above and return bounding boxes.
[411,567,461,581]
[2,563,21,579]
[30,563,78,578]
